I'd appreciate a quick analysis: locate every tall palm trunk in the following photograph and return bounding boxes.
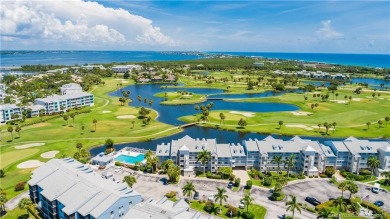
[292,209,295,219]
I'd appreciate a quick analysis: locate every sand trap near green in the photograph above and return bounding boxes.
[290,111,312,116]
[15,143,45,149]
[0,149,39,168]
[41,150,59,159]
[286,124,313,131]
[102,110,112,113]
[229,111,255,117]
[17,160,44,169]
[116,115,136,119]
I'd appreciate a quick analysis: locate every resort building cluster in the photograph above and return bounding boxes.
[29,158,209,219]
[0,83,94,123]
[156,135,390,176]
[273,70,349,80]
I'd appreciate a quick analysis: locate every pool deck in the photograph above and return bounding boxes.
[113,148,146,165]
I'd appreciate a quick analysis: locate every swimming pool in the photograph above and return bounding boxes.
[115,154,145,164]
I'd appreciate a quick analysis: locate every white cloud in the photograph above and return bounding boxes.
[316,20,344,40]
[0,0,176,49]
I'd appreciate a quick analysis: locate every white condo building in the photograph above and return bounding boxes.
[0,104,22,123]
[61,83,83,95]
[35,92,94,114]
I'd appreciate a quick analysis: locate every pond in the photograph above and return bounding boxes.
[351,77,390,90]
[109,84,299,126]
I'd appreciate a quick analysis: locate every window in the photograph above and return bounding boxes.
[110,211,114,219]
[129,201,132,207]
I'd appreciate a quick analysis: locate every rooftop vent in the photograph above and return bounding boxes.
[233,150,236,153]
[360,146,365,150]
[159,150,162,153]
[165,150,168,153]
[195,146,198,149]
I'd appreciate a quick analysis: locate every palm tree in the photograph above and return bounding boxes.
[131,120,135,129]
[273,155,283,175]
[137,95,142,106]
[347,181,358,199]
[219,113,225,124]
[182,181,196,200]
[18,197,33,217]
[15,126,21,137]
[333,196,347,219]
[70,112,76,125]
[367,156,380,178]
[145,150,153,160]
[332,122,337,134]
[284,154,296,178]
[318,123,322,132]
[241,193,254,213]
[93,119,97,131]
[382,171,390,186]
[317,207,333,219]
[285,195,301,219]
[366,122,371,130]
[338,181,349,197]
[7,126,13,141]
[76,143,83,152]
[63,114,69,125]
[167,164,180,183]
[38,109,45,121]
[278,120,283,129]
[197,149,211,174]
[123,175,137,188]
[215,187,228,214]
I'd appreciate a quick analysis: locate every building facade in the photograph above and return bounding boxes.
[28,158,142,219]
[0,104,22,123]
[156,135,390,176]
[60,83,83,95]
[35,92,94,114]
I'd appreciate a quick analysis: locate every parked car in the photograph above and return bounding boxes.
[374,201,384,207]
[372,183,380,193]
[239,200,245,209]
[208,193,214,201]
[305,196,321,206]
[228,181,234,189]
[194,192,199,200]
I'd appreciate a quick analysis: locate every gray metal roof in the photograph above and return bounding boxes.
[0,104,20,110]
[216,144,231,158]
[242,139,259,152]
[35,92,92,103]
[342,138,390,155]
[156,143,171,156]
[28,158,141,218]
[229,143,246,157]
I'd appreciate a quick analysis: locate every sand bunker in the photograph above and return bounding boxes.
[291,111,312,116]
[102,110,112,114]
[229,111,255,117]
[17,160,45,169]
[116,115,136,119]
[352,98,361,101]
[41,150,59,159]
[330,100,348,104]
[311,126,335,131]
[286,124,313,131]
[15,143,45,149]
[121,81,129,83]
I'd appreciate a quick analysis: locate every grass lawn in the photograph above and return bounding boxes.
[155,91,207,105]
[247,171,300,189]
[190,201,266,219]
[232,186,240,192]
[0,78,182,200]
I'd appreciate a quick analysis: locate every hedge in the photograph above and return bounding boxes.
[362,201,390,219]
[15,181,26,191]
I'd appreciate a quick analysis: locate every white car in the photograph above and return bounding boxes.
[239,200,245,209]
[208,193,214,201]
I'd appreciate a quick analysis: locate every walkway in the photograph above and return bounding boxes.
[5,191,29,210]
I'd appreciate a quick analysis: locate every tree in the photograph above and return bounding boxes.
[131,120,135,129]
[38,109,45,121]
[0,189,7,214]
[333,197,347,219]
[197,149,211,174]
[367,156,380,178]
[105,138,114,151]
[70,113,76,125]
[219,113,225,124]
[63,114,69,125]
[338,181,349,197]
[7,126,13,141]
[332,122,337,134]
[15,126,21,137]
[347,181,358,200]
[273,155,283,175]
[76,142,83,152]
[194,105,199,114]
[284,154,296,178]
[93,119,97,131]
[241,193,254,213]
[317,208,333,219]
[167,164,180,182]
[285,195,301,219]
[123,72,130,79]
[137,95,142,106]
[123,175,137,188]
[80,125,85,134]
[318,123,322,132]
[238,118,247,128]
[182,182,196,200]
[145,150,153,160]
[18,197,33,217]
[119,97,125,106]
[148,99,153,108]
[366,122,371,130]
[385,116,390,127]
[0,169,5,178]
[378,120,383,128]
[278,120,283,129]
[215,187,228,214]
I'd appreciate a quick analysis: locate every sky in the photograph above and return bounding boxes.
[1,0,389,54]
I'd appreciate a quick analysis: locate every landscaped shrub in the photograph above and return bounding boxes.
[297,172,305,179]
[315,200,334,211]
[225,204,238,217]
[15,181,26,191]
[362,201,390,219]
[305,206,316,213]
[258,172,265,179]
[263,177,272,186]
[204,200,215,213]
[246,180,252,189]
[241,211,255,219]
[195,170,203,176]
[164,191,177,198]
[319,174,327,178]
[115,161,123,166]
[325,166,335,177]
[289,173,297,178]
[359,169,371,176]
[271,192,285,201]
[234,178,241,187]
[206,171,222,179]
[229,174,235,181]
[356,175,366,181]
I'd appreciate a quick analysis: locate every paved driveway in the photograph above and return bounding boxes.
[233,169,251,185]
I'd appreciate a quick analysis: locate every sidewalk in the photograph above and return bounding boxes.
[5,191,29,210]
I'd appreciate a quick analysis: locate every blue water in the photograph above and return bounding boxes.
[351,77,390,90]
[1,51,389,68]
[109,83,299,126]
[115,154,145,164]
[212,52,390,68]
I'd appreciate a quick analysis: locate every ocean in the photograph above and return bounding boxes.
[1,50,389,68]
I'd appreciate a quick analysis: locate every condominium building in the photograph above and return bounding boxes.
[325,137,390,174]
[60,83,83,95]
[0,104,22,123]
[0,83,6,102]
[35,92,94,114]
[111,65,142,73]
[156,135,389,176]
[28,158,142,219]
